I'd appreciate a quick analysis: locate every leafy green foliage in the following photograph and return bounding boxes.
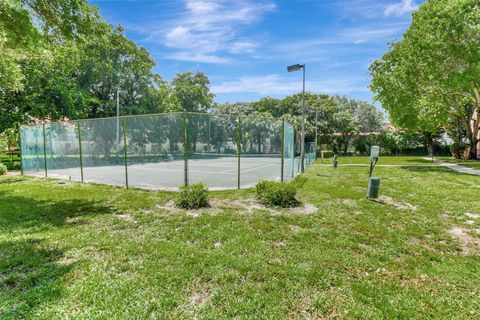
[171,72,214,112]
[0,163,7,175]
[0,0,189,133]
[256,180,299,208]
[176,183,209,209]
[370,0,480,159]
[212,94,384,155]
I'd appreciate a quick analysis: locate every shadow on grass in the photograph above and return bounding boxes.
[404,158,434,163]
[0,187,114,319]
[0,239,73,319]
[0,189,113,231]
[400,166,461,174]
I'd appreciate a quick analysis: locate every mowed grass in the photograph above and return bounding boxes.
[320,155,436,165]
[1,157,480,319]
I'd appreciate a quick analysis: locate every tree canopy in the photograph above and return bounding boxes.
[370,0,480,159]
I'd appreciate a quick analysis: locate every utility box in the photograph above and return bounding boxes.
[367,177,381,199]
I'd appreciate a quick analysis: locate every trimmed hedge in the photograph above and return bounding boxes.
[176,183,209,209]
[256,180,299,208]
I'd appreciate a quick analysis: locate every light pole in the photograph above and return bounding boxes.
[116,88,127,154]
[287,63,306,172]
[314,108,318,157]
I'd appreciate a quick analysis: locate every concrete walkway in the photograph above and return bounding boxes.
[423,158,480,176]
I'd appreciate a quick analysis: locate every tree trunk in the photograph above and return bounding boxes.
[468,117,479,160]
[464,106,478,160]
[424,132,434,157]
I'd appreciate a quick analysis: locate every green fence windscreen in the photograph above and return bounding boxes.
[240,117,282,188]
[79,118,126,187]
[187,113,238,189]
[283,122,295,181]
[19,112,309,190]
[44,122,82,180]
[20,125,45,174]
[125,113,184,190]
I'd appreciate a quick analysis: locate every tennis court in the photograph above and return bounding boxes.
[28,156,283,190]
[20,112,313,190]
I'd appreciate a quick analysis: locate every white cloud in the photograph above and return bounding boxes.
[384,0,419,17]
[157,0,276,63]
[212,74,369,96]
[230,41,258,54]
[167,52,230,64]
[259,23,407,62]
[334,0,387,19]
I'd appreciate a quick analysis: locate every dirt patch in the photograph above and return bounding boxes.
[407,237,420,245]
[115,214,136,223]
[56,255,78,266]
[273,240,287,247]
[465,213,480,220]
[149,197,318,216]
[341,199,357,207]
[189,290,212,308]
[449,227,480,254]
[358,243,371,250]
[154,200,221,217]
[289,203,318,215]
[374,196,418,210]
[289,225,304,233]
[401,274,433,288]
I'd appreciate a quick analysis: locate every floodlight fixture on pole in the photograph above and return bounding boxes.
[287,63,306,173]
[116,88,127,154]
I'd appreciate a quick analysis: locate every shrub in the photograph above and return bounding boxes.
[256,180,299,208]
[0,163,7,176]
[176,183,209,209]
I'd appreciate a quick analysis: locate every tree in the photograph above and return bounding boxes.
[171,72,214,112]
[370,0,480,159]
[0,127,19,159]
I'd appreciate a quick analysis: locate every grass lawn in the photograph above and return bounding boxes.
[1,157,479,319]
[320,155,436,165]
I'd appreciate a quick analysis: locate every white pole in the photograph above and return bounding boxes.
[116,88,120,154]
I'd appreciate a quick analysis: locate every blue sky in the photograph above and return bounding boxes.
[91,0,422,104]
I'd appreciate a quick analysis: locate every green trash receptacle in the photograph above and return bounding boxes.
[367,177,380,199]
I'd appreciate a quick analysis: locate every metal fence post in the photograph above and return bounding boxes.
[42,123,47,177]
[292,125,295,178]
[237,116,241,189]
[77,121,84,182]
[123,118,129,188]
[184,111,189,187]
[18,124,24,175]
[281,118,285,182]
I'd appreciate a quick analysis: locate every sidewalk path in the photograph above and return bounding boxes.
[423,158,480,176]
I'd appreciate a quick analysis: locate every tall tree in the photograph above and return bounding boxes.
[171,72,214,112]
[370,0,480,159]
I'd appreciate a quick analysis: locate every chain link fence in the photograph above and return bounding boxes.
[20,112,315,190]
